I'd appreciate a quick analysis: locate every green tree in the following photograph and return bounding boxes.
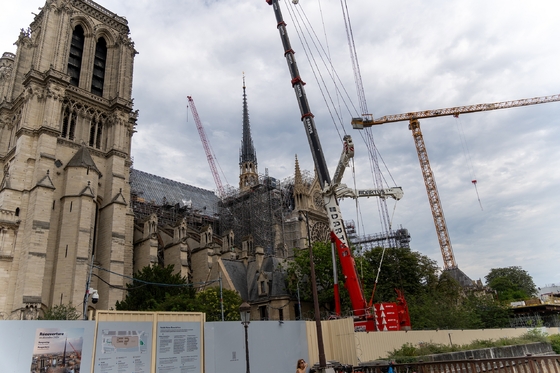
[357,246,440,303]
[287,242,348,315]
[485,266,537,301]
[116,265,242,319]
[39,303,81,320]
[195,287,242,321]
[155,287,241,321]
[287,242,512,330]
[116,265,195,311]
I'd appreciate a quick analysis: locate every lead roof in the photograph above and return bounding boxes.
[130,169,219,217]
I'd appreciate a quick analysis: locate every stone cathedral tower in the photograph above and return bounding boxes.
[239,75,258,191]
[0,0,137,319]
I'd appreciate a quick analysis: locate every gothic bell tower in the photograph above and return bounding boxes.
[239,75,258,192]
[0,0,137,318]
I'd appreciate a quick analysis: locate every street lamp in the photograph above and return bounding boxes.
[299,210,326,369]
[239,302,251,373]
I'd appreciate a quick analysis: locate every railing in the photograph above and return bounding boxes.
[354,356,560,373]
[81,0,127,23]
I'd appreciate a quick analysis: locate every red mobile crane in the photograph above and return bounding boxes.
[266,0,410,332]
[187,96,226,198]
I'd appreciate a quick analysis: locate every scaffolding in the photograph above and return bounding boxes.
[218,171,314,256]
[345,220,411,251]
[132,195,219,233]
[130,168,221,233]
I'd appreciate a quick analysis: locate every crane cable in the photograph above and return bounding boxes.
[338,0,409,302]
[338,0,401,246]
[287,0,401,247]
[454,115,483,210]
[284,0,359,139]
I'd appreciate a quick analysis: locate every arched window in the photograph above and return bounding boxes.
[88,116,103,149]
[91,37,107,96]
[61,104,77,141]
[68,110,76,141]
[88,118,96,147]
[67,26,85,87]
[61,107,70,138]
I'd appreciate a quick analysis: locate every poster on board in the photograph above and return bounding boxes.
[94,321,152,373]
[30,327,84,373]
[156,322,201,373]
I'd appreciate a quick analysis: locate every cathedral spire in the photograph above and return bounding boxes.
[239,73,258,191]
[240,73,257,165]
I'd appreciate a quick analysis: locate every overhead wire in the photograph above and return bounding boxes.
[92,264,220,290]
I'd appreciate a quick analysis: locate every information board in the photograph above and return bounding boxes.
[94,321,152,373]
[156,322,201,373]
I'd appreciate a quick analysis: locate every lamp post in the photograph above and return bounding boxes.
[300,210,326,369]
[83,253,95,320]
[239,302,251,373]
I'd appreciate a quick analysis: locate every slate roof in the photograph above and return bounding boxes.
[222,257,290,302]
[247,257,289,302]
[66,146,101,175]
[222,260,249,300]
[130,169,219,217]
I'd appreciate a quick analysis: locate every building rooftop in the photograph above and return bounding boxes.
[130,169,219,217]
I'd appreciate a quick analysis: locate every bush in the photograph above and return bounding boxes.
[39,303,81,320]
[386,328,554,361]
[548,334,560,354]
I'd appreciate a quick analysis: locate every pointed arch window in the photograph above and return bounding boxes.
[91,37,107,96]
[67,25,85,87]
[61,106,77,141]
[89,116,103,149]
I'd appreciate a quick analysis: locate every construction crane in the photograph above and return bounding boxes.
[187,96,225,198]
[351,93,560,270]
[266,0,411,333]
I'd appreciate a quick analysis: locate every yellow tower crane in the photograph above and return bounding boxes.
[351,93,560,270]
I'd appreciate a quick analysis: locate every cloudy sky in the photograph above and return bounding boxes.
[2,0,559,288]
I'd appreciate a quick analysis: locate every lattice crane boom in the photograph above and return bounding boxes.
[409,119,456,269]
[351,93,560,270]
[352,93,560,127]
[187,96,225,198]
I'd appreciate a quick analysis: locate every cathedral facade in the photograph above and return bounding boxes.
[0,0,137,319]
[0,0,330,321]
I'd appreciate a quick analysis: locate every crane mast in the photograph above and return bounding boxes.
[410,119,456,269]
[187,96,225,198]
[351,93,560,270]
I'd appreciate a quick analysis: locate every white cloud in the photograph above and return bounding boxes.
[2,0,559,286]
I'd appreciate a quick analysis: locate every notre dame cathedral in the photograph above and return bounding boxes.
[0,0,329,321]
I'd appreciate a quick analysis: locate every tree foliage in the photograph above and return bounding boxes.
[116,265,241,320]
[387,329,549,362]
[39,303,81,320]
[194,287,242,321]
[116,265,193,311]
[287,242,512,329]
[485,266,537,301]
[287,242,344,314]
